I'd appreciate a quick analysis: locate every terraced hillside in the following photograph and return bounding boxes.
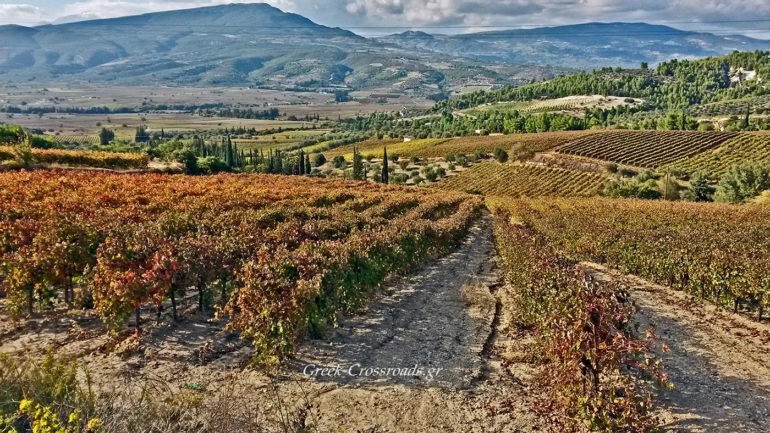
[322,138,446,159]
[556,130,739,168]
[686,95,770,117]
[323,131,595,161]
[432,162,606,197]
[670,132,770,176]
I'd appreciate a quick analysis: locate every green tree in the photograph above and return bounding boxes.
[714,162,770,203]
[352,146,364,180]
[493,147,508,162]
[381,147,389,184]
[682,171,711,201]
[312,153,326,167]
[99,128,115,146]
[333,155,345,169]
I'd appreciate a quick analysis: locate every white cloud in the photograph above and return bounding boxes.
[2,0,768,39]
[0,3,47,25]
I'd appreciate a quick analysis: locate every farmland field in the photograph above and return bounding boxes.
[0,170,481,363]
[496,197,770,318]
[432,162,607,197]
[323,131,594,160]
[232,129,330,152]
[0,146,149,169]
[322,138,447,159]
[669,132,770,176]
[555,130,739,168]
[414,131,595,158]
[466,95,642,116]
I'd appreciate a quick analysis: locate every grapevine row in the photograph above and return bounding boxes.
[0,170,482,363]
[669,132,770,176]
[0,146,150,169]
[497,197,770,320]
[556,130,738,168]
[432,162,606,198]
[491,204,663,431]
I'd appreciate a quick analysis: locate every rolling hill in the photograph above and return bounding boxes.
[2,4,769,93]
[377,23,770,70]
[0,3,561,93]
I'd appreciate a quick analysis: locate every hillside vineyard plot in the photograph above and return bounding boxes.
[413,131,595,158]
[556,130,738,168]
[670,133,770,176]
[433,162,606,198]
[0,146,149,169]
[322,138,447,159]
[501,198,770,320]
[0,171,482,363]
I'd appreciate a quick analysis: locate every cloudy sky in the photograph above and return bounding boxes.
[2,0,770,38]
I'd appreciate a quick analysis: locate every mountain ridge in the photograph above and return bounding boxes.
[1,4,768,90]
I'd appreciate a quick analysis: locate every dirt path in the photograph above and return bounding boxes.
[0,215,542,432]
[583,263,770,433]
[279,215,542,432]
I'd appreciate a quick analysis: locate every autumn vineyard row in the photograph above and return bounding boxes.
[433,162,607,198]
[556,130,738,168]
[491,202,664,430]
[494,197,770,319]
[0,170,483,363]
[669,132,770,176]
[0,146,150,169]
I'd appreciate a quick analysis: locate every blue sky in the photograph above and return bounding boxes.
[2,1,770,38]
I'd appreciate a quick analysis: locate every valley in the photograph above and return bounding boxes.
[2,3,770,433]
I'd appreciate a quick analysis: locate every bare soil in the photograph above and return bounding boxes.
[583,262,770,433]
[0,216,543,432]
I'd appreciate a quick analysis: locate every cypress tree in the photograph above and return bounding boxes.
[305,155,311,175]
[299,151,305,175]
[226,137,234,167]
[381,147,389,184]
[352,146,363,180]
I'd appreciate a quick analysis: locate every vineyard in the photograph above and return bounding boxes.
[468,95,639,116]
[556,130,739,168]
[419,131,595,158]
[232,130,328,152]
[47,134,101,146]
[491,201,663,430]
[322,138,447,159]
[0,147,149,169]
[669,132,770,176]
[686,94,770,117]
[0,171,482,363]
[432,162,606,198]
[496,197,770,320]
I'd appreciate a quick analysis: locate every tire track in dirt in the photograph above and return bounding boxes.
[583,262,770,433]
[279,215,542,432]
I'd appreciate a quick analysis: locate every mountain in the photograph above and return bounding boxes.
[2,5,768,92]
[0,3,563,94]
[377,23,770,69]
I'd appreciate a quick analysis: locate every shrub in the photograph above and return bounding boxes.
[312,153,326,167]
[714,162,770,203]
[332,155,346,169]
[681,170,711,201]
[602,175,663,200]
[493,147,508,163]
[197,156,229,174]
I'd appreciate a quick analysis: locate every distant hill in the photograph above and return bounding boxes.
[436,51,770,113]
[2,5,768,91]
[0,3,563,93]
[377,23,770,69]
